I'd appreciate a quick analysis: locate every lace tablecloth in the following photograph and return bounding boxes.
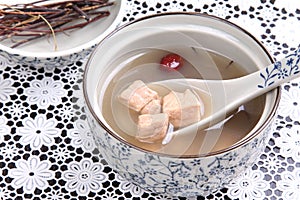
[1,0,300,199]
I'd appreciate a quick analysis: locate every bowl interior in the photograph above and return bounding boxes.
[0,0,124,57]
[84,13,279,157]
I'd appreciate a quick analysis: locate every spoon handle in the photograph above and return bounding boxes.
[217,45,300,113]
[256,45,300,91]
[190,45,300,124]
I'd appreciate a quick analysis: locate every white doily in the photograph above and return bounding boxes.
[0,0,300,199]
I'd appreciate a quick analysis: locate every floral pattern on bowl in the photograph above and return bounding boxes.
[87,109,272,197]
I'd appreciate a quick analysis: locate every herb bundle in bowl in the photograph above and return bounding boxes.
[0,0,125,68]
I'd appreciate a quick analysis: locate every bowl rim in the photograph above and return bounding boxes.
[0,0,126,59]
[83,12,281,159]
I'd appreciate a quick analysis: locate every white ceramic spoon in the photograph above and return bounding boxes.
[150,45,300,141]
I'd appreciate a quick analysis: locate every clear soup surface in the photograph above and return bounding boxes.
[100,48,265,156]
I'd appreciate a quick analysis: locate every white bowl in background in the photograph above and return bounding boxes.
[0,0,125,68]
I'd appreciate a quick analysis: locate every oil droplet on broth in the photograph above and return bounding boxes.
[101,47,266,156]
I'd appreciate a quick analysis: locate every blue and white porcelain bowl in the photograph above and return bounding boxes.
[0,0,125,69]
[83,13,280,197]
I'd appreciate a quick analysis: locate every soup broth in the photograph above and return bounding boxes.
[100,48,265,156]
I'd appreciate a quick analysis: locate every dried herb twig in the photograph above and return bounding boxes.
[0,0,114,49]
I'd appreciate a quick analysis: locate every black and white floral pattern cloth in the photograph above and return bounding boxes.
[0,0,300,199]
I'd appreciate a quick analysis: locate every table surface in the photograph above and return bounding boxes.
[1,0,300,199]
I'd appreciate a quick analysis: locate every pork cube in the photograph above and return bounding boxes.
[118,80,159,112]
[136,113,169,143]
[162,89,203,128]
[140,99,162,115]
